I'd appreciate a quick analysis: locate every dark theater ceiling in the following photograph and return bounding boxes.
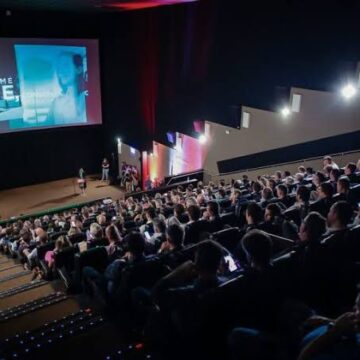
[0,0,198,12]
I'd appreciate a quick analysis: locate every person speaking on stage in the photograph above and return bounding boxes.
[101,158,110,182]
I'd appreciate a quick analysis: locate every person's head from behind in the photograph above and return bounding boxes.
[145,206,157,222]
[276,184,288,199]
[68,225,80,236]
[174,203,185,218]
[299,212,326,244]
[261,187,274,201]
[246,202,263,225]
[296,185,310,204]
[318,182,334,200]
[252,181,263,193]
[283,170,291,178]
[57,52,84,94]
[20,228,32,243]
[96,214,106,225]
[90,222,103,240]
[267,178,276,191]
[337,176,350,194]
[153,218,166,235]
[206,201,220,218]
[105,224,120,243]
[306,167,314,175]
[327,201,353,229]
[195,240,223,279]
[55,236,71,251]
[187,204,201,222]
[298,166,306,174]
[231,189,241,203]
[35,228,48,244]
[126,232,145,259]
[345,162,357,176]
[265,203,282,223]
[241,230,273,269]
[166,224,184,250]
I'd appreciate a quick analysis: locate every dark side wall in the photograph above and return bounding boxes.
[0,9,135,189]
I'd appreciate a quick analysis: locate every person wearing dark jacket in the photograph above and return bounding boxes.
[184,205,208,245]
[202,201,224,233]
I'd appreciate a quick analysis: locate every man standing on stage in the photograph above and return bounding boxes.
[101,158,110,182]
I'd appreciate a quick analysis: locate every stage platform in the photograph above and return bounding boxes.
[0,176,124,221]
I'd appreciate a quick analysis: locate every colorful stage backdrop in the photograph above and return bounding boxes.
[142,132,208,187]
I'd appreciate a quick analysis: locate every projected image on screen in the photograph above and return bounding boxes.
[0,38,102,134]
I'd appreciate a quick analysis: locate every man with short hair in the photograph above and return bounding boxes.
[311,182,334,217]
[159,224,184,255]
[323,155,339,170]
[276,184,294,208]
[245,202,264,232]
[184,205,207,245]
[296,185,311,220]
[251,182,263,202]
[344,162,359,183]
[202,200,223,233]
[259,187,275,208]
[326,201,353,234]
[139,206,157,235]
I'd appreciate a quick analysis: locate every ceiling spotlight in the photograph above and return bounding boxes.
[225,130,230,135]
[341,84,357,99]
[198,134,207,144]
[281,107,291,118]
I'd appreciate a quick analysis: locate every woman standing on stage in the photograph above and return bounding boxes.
[101,158,110,182]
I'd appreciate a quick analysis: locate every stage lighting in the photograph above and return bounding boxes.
[281,107,290,118]
[150,152,154,157]
[130,147,136,155]
[341,84,357,99]
[198,134,207,144]
[117,137,121,144]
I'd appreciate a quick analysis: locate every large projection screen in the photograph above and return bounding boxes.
[0,38,102,134]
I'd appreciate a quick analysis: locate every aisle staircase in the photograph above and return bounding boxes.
[0,253,154,360]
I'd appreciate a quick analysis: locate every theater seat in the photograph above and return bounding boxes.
[74,247,108,291]
[54,247,78,288]
[50,230,67,241]
[266,232,295,255]
[68,232,87,244]
[220,212,237,227]
[37,241,55,278]
[88,237,109,248]
[212,227,241,254]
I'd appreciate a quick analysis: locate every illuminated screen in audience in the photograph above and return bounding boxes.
[0,38,102,134]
